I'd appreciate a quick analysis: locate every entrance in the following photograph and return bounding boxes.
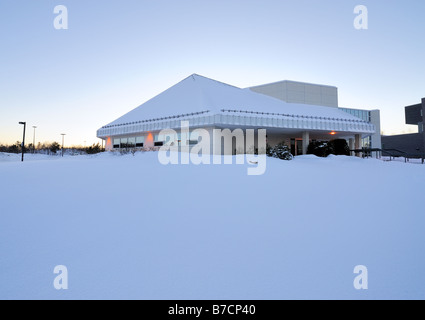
[291,139,304,156]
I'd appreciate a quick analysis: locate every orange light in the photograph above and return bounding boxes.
[330,131,337,135]
[146,132,154,147]
[107,137,111,145]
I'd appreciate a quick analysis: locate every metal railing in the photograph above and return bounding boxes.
[351,148,425,164]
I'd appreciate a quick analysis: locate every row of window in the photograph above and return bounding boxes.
[113,137,145,149]
[340,108,371,123]
[113,132,201,149]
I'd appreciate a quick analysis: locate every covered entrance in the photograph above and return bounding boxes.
[291,139,304,156]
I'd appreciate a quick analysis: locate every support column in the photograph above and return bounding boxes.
[370,110,382,158]
[302,131,310,155]
[349,138,355,157]
[355,134,362,158]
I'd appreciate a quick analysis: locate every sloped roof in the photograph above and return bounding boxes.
[103,74,363,128]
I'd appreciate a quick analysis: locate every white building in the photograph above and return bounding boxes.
[97,74,379,155]
[249,79,381,153]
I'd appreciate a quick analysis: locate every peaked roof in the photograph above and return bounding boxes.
[104,74,363,127]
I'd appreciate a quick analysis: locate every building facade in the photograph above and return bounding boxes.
[249,80,382,154]
[382,98,425,156]
[97,74,379,156]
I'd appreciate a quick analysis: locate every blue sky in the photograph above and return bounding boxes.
[0,0,424,146]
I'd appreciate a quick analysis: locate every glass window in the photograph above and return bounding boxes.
[128,137,136,148]
[156,132,179,145]
[113,139,120,149]
[154,134,165,142]
[121,138,128,148]
[164,134,175,144]
[136,136,145,147]
[189,140,198,146]
[189,131,200,145]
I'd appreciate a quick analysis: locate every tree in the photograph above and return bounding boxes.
[327,139,350,156]
[8,142,21,154]
[307,139,350,157]
[267,142,293,161]
[49,142,61,154]
[86,143,103,154]
[307,141,329,157]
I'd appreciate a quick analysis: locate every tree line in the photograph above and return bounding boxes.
[0,142,104,155]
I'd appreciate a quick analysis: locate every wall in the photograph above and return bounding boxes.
[422,99,425,153]
[382,133,424,156]
[405,103,423,125]
[370,110,382,150]
[249,81,339,108]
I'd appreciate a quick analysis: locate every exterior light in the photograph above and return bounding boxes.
[61,134,66,157]
[32,126,37,154]
[19,122,26,162]
[330,131,337,135]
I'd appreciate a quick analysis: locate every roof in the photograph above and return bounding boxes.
[102,74,363,128]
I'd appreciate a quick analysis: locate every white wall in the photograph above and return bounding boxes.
[249,81,339,108]
[370,110,382,154]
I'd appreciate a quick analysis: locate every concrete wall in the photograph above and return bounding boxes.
[382,133,424,156]
[370,109,382,150]
[249,81,338,108]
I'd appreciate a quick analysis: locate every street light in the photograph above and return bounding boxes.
[61,133,66,157]
[19,122,26,162]
[32,126,37,154]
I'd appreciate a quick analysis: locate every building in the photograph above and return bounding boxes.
[249,80,381,154]
[97,74,379,156]
[382,98,425,156]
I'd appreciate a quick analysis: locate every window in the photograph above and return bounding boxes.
[362,136,371,148]
[120,138,128,148]
[127,137,136,148]
[189,131,200,145]
[155,133,177,146]
[113,139,120,149]
[136,137,145,148]
[154,134,165,142]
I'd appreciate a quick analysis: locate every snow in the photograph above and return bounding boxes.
[0,152,424,300]
[104,74,363,127]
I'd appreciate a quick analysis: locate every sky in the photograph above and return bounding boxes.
[0,0,424,146]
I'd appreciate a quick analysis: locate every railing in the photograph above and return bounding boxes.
[351,148,425,164]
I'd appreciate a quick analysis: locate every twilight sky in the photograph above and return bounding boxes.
[0,0,424,146]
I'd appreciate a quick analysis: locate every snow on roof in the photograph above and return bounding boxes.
[104,74,364,127]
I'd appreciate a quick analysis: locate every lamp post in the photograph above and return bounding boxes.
[61,133,66,157]
[32,126,37,154]
[19,122,26,162]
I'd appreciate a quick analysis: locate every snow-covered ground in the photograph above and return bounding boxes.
[0,152,424,300]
